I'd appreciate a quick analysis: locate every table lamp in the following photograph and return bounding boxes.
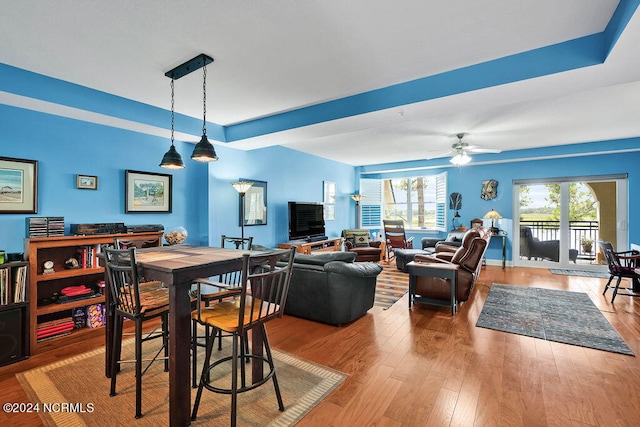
[483,209,502,235]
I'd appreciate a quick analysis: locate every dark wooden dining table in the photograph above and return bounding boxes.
[105,245,268,426]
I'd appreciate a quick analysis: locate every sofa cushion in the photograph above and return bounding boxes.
[444,230,466,243]
[292,251,356,266]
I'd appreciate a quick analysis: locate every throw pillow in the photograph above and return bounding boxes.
[354,233,370,247]
[343,229,371,247]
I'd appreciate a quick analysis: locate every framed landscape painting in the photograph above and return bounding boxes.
[125,170,172,213]
[0,157,38,213]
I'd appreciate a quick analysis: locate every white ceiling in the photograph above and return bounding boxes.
[1,0,639,166]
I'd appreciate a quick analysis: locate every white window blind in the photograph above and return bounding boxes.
[359,178,382,227]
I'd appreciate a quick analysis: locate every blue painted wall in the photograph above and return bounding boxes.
[2,60,639,262]
[0,104,355,253]
[360,140,640,262]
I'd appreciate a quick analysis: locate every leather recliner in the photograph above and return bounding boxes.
[408,228,490,306]
[281,252,383,325]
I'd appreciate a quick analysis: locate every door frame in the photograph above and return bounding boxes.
[512,174,627,270]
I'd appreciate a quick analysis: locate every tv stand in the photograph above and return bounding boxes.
[278,237,342,255]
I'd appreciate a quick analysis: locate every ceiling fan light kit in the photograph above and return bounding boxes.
[450,151,472,165]
[445,133,501,166]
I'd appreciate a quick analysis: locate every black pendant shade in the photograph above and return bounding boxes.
[160,144,185,169]
[191,135,218,162]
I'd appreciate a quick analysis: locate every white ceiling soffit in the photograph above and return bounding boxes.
[1,0,639,166]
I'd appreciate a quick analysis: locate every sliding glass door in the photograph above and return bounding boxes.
[513,175,627,270]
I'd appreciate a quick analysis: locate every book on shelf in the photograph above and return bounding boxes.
[13,265,27,303]
[0,268,7,305]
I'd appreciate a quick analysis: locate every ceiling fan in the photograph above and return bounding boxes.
[446,133,502,165]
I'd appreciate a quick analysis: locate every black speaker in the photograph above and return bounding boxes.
[0,307,27,366]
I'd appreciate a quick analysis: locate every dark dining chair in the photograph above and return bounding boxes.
[221,235,253,250]
[599,240,640,302]
[191,247,296,426]
[103,246,170,419]
[113,235,162,250]
[190,234,253,387]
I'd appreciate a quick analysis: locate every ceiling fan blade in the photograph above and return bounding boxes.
[424,149,455,160]
[468,147,502,154]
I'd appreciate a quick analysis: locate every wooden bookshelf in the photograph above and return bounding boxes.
[24,232,163,353]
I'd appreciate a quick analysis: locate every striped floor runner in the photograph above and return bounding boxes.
[374,260,409,309]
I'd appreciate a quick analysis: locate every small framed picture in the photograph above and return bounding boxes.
[76,174,98,190]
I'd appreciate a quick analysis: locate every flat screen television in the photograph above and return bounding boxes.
[288,202,326,241]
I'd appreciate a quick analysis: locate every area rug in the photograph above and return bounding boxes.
[549,268,610,279]
[476,284,633,355]
[17,335,347,426]
[375,261,409,309]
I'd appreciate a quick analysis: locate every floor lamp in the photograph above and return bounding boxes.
[350,194,366,228]
[231,181,253,248]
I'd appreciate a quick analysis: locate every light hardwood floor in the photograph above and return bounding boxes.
[2,265,639,426]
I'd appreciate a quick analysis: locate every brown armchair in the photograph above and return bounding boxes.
[342,229,382,262]
[406,228,489,314]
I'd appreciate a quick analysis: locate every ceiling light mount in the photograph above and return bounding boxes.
[164,54,213,80]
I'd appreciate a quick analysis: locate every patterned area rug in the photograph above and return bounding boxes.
[476,284,633,355]
[17,334,346,426]
[375,261,409,309]
[549,268,610,279]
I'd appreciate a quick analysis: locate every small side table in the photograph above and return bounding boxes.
[378,240,387,261]
[490,234,507,269]
[407,261,460,315]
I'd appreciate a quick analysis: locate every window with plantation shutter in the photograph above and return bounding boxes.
[359,178,382,227]
[359,172,446,231]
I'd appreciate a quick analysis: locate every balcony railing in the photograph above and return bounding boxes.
[520,220,599,258]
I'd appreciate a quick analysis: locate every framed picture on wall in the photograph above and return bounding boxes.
[0,156,38,214]
[241,179,267,226]
[470,218,483,229]
[323,181,336,220]
[76,174,98,190]
[125,170,172,213]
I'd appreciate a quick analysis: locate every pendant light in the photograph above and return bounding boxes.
[160,78,185,169]
[191,61,218,162]
[162,54,217,167]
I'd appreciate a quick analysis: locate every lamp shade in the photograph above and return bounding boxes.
[191,135,218,162]
[160,145,185,169]
[231,181,253,194]
[350,194,366,202]
[483,209,502,219]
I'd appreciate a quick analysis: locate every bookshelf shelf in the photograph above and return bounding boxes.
[36,267,104,282]
[24,232,163,353]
